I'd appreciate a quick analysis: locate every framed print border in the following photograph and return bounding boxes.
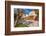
[5,1,45,35]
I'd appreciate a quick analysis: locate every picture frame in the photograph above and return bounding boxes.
[5,1,45,35]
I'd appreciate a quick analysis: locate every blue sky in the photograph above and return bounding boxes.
[23,9,32,14]
[14,8,33,14]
